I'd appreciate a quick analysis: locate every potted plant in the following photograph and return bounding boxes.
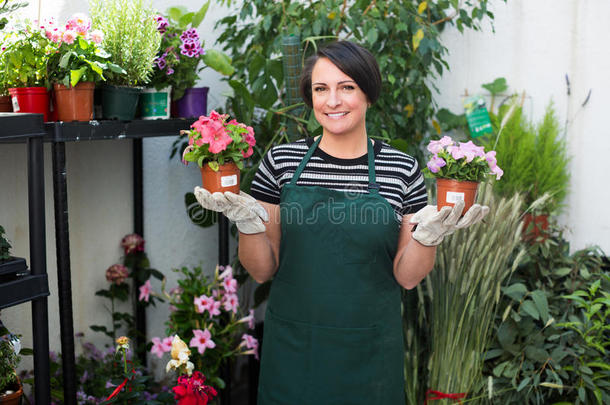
[89,0,161,120]
[181,111,256,193]
[149,3,233,119]
[0,2,27,111]
[0,327,23,405]
[0,19,56,121]
[0,226,25,277]
[424,135,503,215]
[45,14,126,122]
[484,102,570,239]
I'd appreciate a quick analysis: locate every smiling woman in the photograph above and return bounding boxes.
[194,40,490,405]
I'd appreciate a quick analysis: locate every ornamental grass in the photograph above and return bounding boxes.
[404,182,529,404]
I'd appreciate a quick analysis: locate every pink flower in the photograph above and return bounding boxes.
[426,136,453,154]
[194,294,213,314]
[62,29,77,44]
[238,309,255,329]
[426,155,446,173]
[222,277,237,294]
[485,150,497,168]
[218,265,233,280]
[66,13,91,36]
[239,334,259,360]
[105,264,129,285]
[121,233,145,255]
[208,300,221,317]
[457,141,485,162]
[207,131,233,154]
[90,29,103,44]
[222,294,239,313]
[241,146,253,158]
[189,329,216,355]
[139,279,151,302]
[150,336,173,358]
[491,165,504,180]
[50,29,62,43]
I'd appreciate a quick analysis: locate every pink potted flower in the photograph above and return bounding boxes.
[181,111,256,194]
[424,136,503,215]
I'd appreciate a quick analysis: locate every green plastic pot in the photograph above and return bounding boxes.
[102,85,142,120]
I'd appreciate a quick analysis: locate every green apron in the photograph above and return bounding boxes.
[258,135,405,405]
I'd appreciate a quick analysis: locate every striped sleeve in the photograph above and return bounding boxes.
[401,159,428,215]
[250,147,281,204]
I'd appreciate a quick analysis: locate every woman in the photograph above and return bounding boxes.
[195,41,488,405]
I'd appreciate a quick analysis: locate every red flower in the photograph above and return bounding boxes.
[173,371,218,405]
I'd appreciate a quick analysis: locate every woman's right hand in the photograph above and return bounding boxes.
[194,187,269,234]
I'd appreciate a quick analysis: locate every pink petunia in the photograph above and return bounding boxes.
[491,165,504,180]
[207,130,233,154]
[426,155,446,173]
[426,135,453,154]
[138,279,151,302]
[218,265,233,280]
[241,146,254,158]
[459,141,486,162]
[189,329,216,355]
[485,150,497,168]
[448,145,465,160]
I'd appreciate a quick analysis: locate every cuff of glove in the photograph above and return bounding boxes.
[411,228,444,247]
[235,218,266,235]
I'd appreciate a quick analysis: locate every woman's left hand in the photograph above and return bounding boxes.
[409,201,489,246]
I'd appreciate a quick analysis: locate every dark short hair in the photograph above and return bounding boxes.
[299,41,381,108]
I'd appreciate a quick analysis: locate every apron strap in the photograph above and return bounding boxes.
[291,135,378,193]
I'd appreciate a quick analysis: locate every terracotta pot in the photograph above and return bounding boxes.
[522,213,549,241]
[0,379,23,405]
[436,178,479,215]
[200,162,240,194]
[0,96,12,112]
[53,82,95,122]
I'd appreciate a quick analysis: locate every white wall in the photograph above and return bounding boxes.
[1,0,608,378]
[434,0,610,253]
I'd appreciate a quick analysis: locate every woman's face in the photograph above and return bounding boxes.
[311,57,369,139]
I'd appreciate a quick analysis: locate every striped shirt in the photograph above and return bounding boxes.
[250,138,428,222]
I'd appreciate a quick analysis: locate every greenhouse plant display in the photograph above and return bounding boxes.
[45,13,125,121]
[89,0,161,120]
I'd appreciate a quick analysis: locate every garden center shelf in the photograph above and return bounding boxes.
[44,117,193,405]
[0,112,51,404]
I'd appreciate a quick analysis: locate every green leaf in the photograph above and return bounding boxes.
[70,67,87,87]
[202,49,234,76]
[167,6,187,23]
[366,28,378,45]
[191,0,210,28]
[531,290,550,323]
[503,283,528,301]
[178,12,195,29]
[525,346,549,362]
[389,139,409,153]
[482,77,507,95]
[59,51,73,69]
[521,300,540,320]
[517,376,531,391]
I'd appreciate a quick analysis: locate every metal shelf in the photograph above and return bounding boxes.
[0,273,49,309]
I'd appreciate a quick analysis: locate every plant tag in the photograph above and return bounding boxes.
[446,191,465,204]
[221,175,237,187]
[463,95,492,138]
[11,96,20,112]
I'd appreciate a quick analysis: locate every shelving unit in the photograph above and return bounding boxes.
[0,112,51,404]
[45,118,192,405]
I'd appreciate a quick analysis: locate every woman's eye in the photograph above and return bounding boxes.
[342,85,355,91]
[313,87,326,92]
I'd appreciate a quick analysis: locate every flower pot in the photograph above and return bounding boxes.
[140,86,171,119]
[0,96,12,112]
[436,178,479,215]
[0,379,23,405]
[102,85,143,120]
[174,87,209,118]
[200,162,240,194]
[53,82,95,122]
[8,87,50,121]
[522,213,549,241]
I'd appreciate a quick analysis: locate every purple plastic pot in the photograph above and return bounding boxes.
[175,87,209,118]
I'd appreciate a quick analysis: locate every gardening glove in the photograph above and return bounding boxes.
[194,186,269,234]
[409,200,490,246]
